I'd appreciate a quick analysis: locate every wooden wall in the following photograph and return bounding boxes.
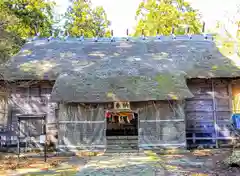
[131,101,186,149]
[56,101,186,150]
[58,103,106,150]
[0,83,8,127]
[186,79,232,148]
[0,81,57,144]
[0,78,238,149]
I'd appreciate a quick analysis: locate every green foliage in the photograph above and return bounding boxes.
[134,0,202,36]
[0,1,24,63]
[3,0,55,38]
[0,0,56,62]
[65,0,111,37]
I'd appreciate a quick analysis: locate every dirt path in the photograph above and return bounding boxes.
[0,149,239,176]
[76,153,155,176]
[76,149,240,176]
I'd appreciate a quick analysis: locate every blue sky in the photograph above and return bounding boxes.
[54,0,240,37]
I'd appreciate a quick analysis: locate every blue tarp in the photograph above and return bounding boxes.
[232,114,240,129]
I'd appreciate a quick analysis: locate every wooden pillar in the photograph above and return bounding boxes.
[17,117,20,161]
[44,117,47,162]
[228,81,233,112]
[228,80,234,144]
[211,79,218,148]
[232,79,240,113]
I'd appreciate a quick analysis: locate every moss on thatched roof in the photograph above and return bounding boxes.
[3,34,240,80]
[51,72,193,102]
[2,34,240,101]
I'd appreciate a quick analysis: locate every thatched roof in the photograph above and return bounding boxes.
[51,72,193,102]
[3,35,240,102]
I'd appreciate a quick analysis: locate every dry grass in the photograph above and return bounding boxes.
[0,150,96,176]
[192,149,214,157]
[0,153,74,175]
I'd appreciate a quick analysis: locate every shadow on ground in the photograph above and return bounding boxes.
[1,149,239,176]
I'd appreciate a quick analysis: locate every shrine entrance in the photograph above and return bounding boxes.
[105,102,139,151]
[105,110,138,136]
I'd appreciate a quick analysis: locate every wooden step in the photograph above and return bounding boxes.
[106,144,138,148]
[107,136,138,140]
[105,149,140,153]
[107,139,138,145]
[107,144,138,148]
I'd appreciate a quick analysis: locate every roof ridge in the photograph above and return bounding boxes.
[26,34,214,44]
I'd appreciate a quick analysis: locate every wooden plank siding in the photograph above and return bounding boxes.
[131,101,186,149]
[0,81,57,145]
[185,79,233,148]
[0,78,239,149]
